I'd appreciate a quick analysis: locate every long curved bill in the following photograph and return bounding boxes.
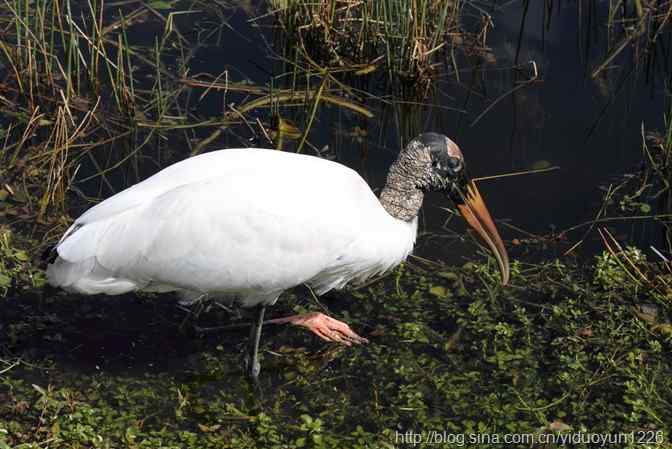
[455,181,510,285]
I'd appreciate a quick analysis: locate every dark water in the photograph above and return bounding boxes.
[143,2,667,263]
[448,2,663,238]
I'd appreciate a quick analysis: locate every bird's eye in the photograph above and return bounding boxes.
[448,157,462,171]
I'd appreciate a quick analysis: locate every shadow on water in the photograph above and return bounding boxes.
[1,289,299,372]
[2,290,238,374]
[0,284,381,385]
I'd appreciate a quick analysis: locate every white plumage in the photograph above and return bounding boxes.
[47,148,417,307]
[47,134,510,379]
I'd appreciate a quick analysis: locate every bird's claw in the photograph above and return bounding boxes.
[268,312,368,346]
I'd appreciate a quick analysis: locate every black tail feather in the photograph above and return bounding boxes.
[42,245,58,265]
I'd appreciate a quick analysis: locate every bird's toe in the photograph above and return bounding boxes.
[314,313,369,345]
[269,311,368,345]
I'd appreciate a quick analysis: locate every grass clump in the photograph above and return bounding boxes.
[0,0,217,223]
[589,0,672,82]
[267,0,489,96]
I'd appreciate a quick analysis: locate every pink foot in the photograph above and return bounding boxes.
[267,312,369,346]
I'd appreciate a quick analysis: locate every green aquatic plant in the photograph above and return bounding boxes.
[1,260,670,448]
[594,244,647,292]
[0,227,46,297]
[598,228,672,308]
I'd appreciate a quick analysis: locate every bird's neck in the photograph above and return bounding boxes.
[379,159,425,222]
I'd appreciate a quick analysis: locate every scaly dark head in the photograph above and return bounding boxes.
[411,132,510,285]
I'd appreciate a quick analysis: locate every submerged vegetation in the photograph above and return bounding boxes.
[0,0,671,448]
[1,257,671,448]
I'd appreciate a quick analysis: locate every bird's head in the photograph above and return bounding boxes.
[408,132,510,286]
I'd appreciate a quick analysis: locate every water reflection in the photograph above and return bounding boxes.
[80,1,669,260]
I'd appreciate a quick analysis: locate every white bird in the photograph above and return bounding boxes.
[45,133,509,380]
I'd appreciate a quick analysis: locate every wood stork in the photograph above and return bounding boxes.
[45,132,509,380]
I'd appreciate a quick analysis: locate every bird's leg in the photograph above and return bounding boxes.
[244,305,266,382]
[267,312,368,346]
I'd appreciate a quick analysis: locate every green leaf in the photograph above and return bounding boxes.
[429,285,449,298]
[149,0,174,9]
[437,271,458,281]
[531,159,552,170]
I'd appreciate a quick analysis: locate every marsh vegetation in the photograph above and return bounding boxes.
[1,1,671,448]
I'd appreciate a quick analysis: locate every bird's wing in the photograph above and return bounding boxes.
[69,149,266,227]
[53,151,400,296]
[57,148,355,256]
